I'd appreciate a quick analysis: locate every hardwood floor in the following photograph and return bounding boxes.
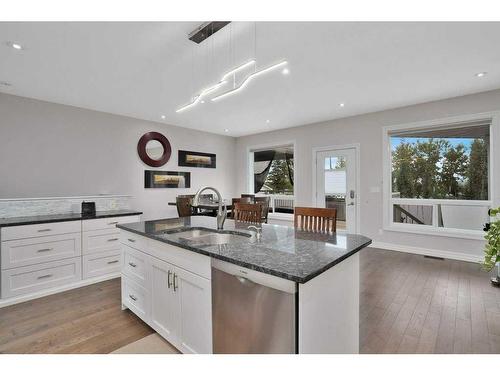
[0,279,153,354]
[1,248,499,354]
[360,248,500,354]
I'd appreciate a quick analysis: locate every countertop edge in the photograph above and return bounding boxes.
[0,211,143,228]
[117,224,371,284]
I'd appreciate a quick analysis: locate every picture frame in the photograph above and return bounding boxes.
[178,150,216,168]
[144,170,191,188]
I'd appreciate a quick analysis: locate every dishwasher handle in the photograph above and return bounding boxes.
[235,275,256,286]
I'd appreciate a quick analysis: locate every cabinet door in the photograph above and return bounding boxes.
[150,258,180,346]
[174,266,212,354]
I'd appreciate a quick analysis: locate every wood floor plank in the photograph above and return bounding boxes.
[2,248,500,354]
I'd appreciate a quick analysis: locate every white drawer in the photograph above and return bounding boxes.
[82,215,140,232]
[82,229,121,255]
[1,232,82,270]
[82,249,121,279]
[122,244,148,287]
[148,238,211,280]
[122,275,150,322]
[1,220,81,241]
[1,257,82,299]
[120,230,147,251]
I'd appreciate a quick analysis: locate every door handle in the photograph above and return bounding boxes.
[173,273,178,291]
[347,202,355,206]
[167,270,172,289]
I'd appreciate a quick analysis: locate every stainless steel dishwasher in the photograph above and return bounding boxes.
[212,259,296,354]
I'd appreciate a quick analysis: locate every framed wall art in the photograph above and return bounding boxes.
[178,150,216,168]
[144,170,191,188]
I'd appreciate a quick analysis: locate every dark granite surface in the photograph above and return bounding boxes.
[0,210,143,227]
[117,216,372,283]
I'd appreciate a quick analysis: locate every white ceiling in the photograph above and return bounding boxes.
[1,22,500,137]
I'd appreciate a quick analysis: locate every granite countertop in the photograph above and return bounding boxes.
[0,210,143,228]
[117,216,372,283]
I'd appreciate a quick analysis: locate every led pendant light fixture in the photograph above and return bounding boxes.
[175,22,288,113]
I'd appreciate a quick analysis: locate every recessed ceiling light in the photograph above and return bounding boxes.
[266,120,270,124]
[201,100,205,104]
[282,68,290,75]
[224,129,229,133]
[339,103,345,107]
[475,72,487,78]
[161,115,166,119]
[7,42,23,50]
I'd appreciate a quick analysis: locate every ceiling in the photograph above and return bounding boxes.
[1,22,500,137]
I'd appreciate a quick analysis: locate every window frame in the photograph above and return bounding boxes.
[382,112,498,240]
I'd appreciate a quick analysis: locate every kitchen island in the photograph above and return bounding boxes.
[117,216,371,354]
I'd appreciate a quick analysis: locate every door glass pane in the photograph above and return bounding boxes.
[324,156,346,231]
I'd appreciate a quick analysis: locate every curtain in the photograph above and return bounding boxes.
[254,150,276,193]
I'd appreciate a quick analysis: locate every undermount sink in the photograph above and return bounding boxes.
[165,227,251,245]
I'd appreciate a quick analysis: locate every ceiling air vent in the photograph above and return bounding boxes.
[188,22,231,44]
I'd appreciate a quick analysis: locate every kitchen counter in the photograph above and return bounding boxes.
[0,210,143,228]
[117,216,371,283]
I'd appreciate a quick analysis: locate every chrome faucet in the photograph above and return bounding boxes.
[247,225,262,241]
[192,186,227,230]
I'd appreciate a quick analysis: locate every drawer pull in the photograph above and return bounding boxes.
[127,238,136,243]
[107,238,119,242]
[128,262,137,268]
[37,248,53,253]
[107,260,119,264]
[37,229,52,232]
[108,221,119,225]
[129,294,137,301]
[37,274,53,279]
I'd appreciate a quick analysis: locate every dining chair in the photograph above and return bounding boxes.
[254,196,271,223]
[240,194,255,202]
[294,207,337,233]
[231,197,253,218]
[176,196,193,217]
[233,203,263,224]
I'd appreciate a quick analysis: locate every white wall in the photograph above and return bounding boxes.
[235,89,500,260]
[0,93,237,220]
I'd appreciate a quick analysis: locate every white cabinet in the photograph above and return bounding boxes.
[174,265,212,354]
[120,232,213,354]
[150,257,180,346]
[82,215,140,280]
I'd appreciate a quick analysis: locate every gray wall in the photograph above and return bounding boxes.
[0,93,237,220]
[235,89,500,259]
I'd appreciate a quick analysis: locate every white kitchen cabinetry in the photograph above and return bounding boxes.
[0,214,141,307]
[82,215,139,280]
[120,233,213,354]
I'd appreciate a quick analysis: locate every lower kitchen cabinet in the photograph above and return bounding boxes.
[121,235,213,354]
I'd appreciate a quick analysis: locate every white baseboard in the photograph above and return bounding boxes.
[369,241,482,263]
[0,273,120,309]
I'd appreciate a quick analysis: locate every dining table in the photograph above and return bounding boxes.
[168,201,233,216]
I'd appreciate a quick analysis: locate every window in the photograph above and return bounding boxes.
[250,145,294,215]
[384,117,494,236]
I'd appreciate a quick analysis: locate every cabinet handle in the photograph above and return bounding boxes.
[107,260,119,264]
[167,270,172,289]
[37,248,53,253]
[37,274,53,279]
[173,273,178,292]
[128,262,137,268]
[107,238,119,242]
[37,229,52,232]
[108,221,119,225]
[127,238,136,243]
[129,294,137,301]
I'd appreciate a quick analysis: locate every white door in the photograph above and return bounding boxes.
[174,266,213,354]
[315,148,358,233]
[150,258,180,347]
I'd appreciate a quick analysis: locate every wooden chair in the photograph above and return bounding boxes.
[231,197,253,218]
[255,196,270,223]
[294,207,337,233]
[176,196,193,217]
[233,203,263,224]
[240,194,255,202]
